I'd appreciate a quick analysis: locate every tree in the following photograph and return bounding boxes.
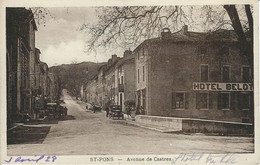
[224,5,253,66]
[29,7,54,26]
[81,5,253,65]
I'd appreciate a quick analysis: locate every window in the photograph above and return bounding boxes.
[143,66,145,81]
[137,51,140,60]
[241,93,250,110]
[137,69,140,83]
[218,93,230,110]
[121,76,124,84]
[176,93,184,109]
[196,93,209,110]
[172,92,189,109]
[200,65,209,81]
[222,65,231,82]
[242,66,251,82]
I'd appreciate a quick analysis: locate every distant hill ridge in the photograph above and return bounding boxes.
[49,61,106,96]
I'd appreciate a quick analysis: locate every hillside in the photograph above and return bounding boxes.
[49,61,106,97]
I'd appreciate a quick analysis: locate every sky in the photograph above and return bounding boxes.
[34,6,248,67]
[35,7,125,67]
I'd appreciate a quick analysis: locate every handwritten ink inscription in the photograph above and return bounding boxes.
[5,155,57,163]
[172,153,236,164]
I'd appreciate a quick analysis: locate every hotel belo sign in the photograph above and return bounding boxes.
[193,82,253,91]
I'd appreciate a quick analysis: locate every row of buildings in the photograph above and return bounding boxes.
[6,8,60,126]
[82,25,253,124]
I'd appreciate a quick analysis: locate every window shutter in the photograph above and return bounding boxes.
[209,93,213,109]
[230,92,236,110]
[196,93,200,110]
[217,93,222,110]
[185,92,189,109]
[172,92,176,109]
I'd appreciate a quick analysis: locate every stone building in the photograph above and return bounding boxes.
[115,50,136,112]
[103,55,120,104]
[6,8,60,124]
[84,52,136,112]
[134,26,253,123]
[48,73,60,102]
[6,8,38,124]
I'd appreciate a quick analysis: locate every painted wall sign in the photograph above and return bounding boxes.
[193,82,253,91]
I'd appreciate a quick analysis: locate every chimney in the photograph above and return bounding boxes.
[181,25,188,35]
[123,49,132,58]
[161,28,171,39]
[112,54,117,63]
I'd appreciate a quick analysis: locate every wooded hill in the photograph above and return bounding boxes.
[49,62,105,97]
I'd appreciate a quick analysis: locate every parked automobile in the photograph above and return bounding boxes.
[46,103,59,118]
[46,103,67,119]
[108,105,124,120]
[87,103,102,113]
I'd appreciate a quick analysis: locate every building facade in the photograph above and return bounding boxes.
[115,50,136,112]
[6,8,37,123]
[134,26,253,123]
[84,52,136,112]
[6,8,60,124]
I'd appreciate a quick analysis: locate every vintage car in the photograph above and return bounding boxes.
[87,103,102,112]
[46,103,67,119]
[108,105,124,120]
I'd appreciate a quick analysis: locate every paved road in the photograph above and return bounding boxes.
[8,90,254,155]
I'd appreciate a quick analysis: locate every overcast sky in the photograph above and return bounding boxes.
[35,7,125,67]
[34,6,247,67]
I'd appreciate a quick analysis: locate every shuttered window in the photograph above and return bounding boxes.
[217,93,230,110]
[242,66,251,82]
[196,93,209,110]
[240,93,250,110]
[200,65,209,81]
[222,65,231,82]
[172,92,189,110]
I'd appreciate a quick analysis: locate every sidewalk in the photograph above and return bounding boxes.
[7,124,51,144]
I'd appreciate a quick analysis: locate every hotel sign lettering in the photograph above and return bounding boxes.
[193,82,253,91]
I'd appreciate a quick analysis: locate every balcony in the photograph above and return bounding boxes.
[118,84,124,92]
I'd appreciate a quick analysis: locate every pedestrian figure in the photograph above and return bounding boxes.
[105,100,111,118]
[126,105,131,118]
[64,106,68,116]
[92,102,96,113]
[140,106,145,115]
[106,107,109,118]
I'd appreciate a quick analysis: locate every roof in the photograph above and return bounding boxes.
[134,27,249,52]
[116,54,135,67]
[170,29,239,42]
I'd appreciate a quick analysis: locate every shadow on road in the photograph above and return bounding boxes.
[59,115,76,121]
[7,125,51,144]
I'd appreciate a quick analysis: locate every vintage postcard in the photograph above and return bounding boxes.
[0,0,259,164]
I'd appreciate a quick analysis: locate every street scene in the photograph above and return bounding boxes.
[8,90,253,155]
[5,4,255,157]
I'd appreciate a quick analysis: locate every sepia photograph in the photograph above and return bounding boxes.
[0,0,259,164]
